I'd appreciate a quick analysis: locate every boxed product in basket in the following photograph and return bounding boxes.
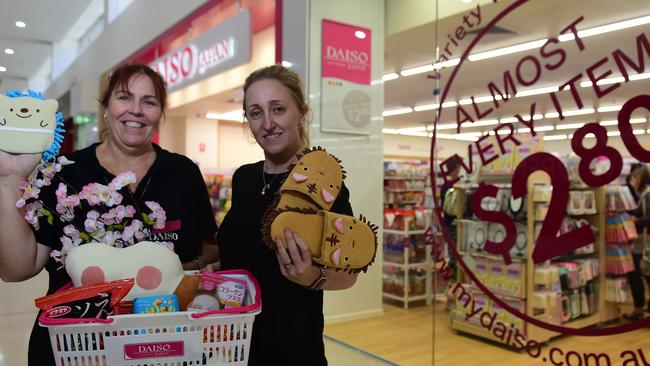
[39,269,261,366]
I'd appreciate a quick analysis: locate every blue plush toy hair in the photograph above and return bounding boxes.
[4,89,65,160]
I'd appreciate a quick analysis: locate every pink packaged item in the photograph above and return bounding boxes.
[188,271,248,311]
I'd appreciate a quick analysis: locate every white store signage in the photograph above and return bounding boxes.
[150,9,251,92]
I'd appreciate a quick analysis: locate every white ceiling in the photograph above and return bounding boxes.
[1,0,648,142]
[383,0,650,139]
[0,0,90,90]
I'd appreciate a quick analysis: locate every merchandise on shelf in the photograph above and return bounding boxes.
[204,173,233,225]
[384,208,427,231]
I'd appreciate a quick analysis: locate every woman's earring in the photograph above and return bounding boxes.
[103,112,108,122]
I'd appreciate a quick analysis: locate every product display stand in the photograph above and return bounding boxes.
[382,161,434,309]
[450,172,608,345]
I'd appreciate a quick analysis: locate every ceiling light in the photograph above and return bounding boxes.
[414,103,438,111]
[631,118,647,123]
[206,110,244,122]
[471,119,499,127]
[382,128,400,134]
[462,0,473,3]
[354,30,367,39]
[516,86,559,97]
[630,72,650,81]
[398,130,429,137]
[519,126,555,133]
[556,123,585,130]
[441,101,457,108]
[469,39,548,61]
[4,49,14,55]
[400,127,427,132]
[634,129,645,135]
[400,64,434,76]
[559,15,650,42]
[433,58,460,69]
[437,133,456,140]
[383,107,413,116]
[281,61,292,67]
[600,120,618,126]
[15,21,26,28]
[597,105,622,113]
[545,108,594,119]
[383,73,399,81]
[500,117,518,123]
[0,66,6,72]
[607,131,621,136]
[544,135,567,141]
[436,123,457,130]
[580,76,625,88]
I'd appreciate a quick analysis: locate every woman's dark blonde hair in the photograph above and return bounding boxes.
[242,64,310,146]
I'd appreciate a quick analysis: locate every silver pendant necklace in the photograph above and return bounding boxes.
[261,163,281,196]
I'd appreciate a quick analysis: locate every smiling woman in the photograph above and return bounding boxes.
[0,63,219,366]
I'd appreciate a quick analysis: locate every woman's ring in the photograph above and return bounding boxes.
[284,262,292,268]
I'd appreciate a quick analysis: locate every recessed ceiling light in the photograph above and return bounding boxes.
[4,49,14,55]
[15,21,26,28]
[0,66,6,72]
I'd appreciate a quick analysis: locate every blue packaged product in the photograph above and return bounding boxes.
[133,294,179,314]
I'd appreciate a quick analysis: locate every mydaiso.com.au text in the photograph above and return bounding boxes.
[430,232,650,366]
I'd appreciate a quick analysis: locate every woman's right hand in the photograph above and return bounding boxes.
[0,150,41,184]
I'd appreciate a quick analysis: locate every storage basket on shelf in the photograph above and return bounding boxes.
[39,269,261,366]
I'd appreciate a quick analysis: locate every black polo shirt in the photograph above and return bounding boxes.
[34,142,218,294]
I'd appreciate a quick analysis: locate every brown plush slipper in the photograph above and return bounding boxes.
[261,147,346,250]
[276,147,346,212]
[270,210,378,273]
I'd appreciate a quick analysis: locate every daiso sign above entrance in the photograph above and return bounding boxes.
[150,9,251,92]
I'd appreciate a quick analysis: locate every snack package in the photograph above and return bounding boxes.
[35,279,134,320]
[133,294,179,314]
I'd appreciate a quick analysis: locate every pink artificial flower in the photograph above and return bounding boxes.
[145,201,167,229]
[122,219,145,245]
[80,183,123,207]
[102,230,123,247]
[54,183,79,222]
[109,172,136,191]
[84,210,105,236]
[23,201,44,230]
[16,181,40,208]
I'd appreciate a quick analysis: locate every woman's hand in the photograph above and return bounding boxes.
[275,229,319,286]
[0,150,40,184]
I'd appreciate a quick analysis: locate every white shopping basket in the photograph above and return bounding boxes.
[39,269,261,366]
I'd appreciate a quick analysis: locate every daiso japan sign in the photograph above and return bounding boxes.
[322,19,371,85]
[149,10,251,92]
[151,38,235,88]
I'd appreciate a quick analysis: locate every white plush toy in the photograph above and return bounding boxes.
[0,90,64,159]
[65,241,185,301]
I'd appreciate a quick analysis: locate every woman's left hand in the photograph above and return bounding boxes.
[275,229,318,286]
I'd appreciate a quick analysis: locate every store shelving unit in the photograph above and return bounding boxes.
[382,228,432,309]
[450,172,609,345]
[382,160,435,309]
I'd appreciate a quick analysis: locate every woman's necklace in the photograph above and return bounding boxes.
[261,163,282,196]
